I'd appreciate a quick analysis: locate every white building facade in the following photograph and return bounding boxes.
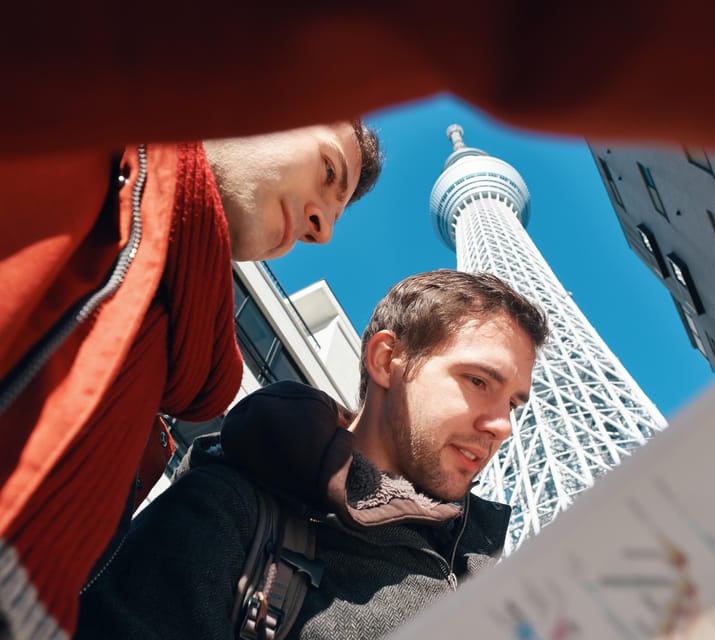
[430,125,668,554]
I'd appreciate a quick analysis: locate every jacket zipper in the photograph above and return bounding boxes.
[445,496,470,590]
[413,498,470,591]
[0,145,147,414]
[78,531,129,596]
[321,499,471,592]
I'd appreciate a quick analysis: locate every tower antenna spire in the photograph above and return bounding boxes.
[446,124,466,151]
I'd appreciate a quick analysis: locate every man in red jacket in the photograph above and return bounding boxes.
[0,121,382,639]
[2,5,714,639]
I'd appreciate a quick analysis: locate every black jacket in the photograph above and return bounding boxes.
[76,382,510,639]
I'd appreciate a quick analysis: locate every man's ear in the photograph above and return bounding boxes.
[365,330,399,391]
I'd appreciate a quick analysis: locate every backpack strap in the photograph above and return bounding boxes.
[234,488,324,640]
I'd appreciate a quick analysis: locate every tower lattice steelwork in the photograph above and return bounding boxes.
[430,125,668,554]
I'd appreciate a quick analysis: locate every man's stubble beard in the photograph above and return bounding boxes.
[387,389,468,503]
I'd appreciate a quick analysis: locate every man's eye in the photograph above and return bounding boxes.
[324,158,336,184]
[470,377,485,388]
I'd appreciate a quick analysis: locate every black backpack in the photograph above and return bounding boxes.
[233,488,324,640]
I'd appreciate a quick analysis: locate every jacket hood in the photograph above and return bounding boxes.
[192,381,466,528]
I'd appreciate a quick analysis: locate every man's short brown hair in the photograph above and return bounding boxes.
[358,269,548,403]
[348,119,383,205]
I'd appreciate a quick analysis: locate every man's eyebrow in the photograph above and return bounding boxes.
[472,363,530,405]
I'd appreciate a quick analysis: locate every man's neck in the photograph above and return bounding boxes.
[347,403,399,476]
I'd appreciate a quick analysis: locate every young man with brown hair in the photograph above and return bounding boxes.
[75,269,547,639]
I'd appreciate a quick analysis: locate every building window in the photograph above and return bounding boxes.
[233,274,308,385]
[598,158,624,207]
[666,253,704,315]
[269,344,305,381]
[638,230,653,253]
[233,279,249,315]
[668,258,687,288]
[708,334,715,364]
[684,147,714,175]
[637,163,668,219]
[707,209,715,234]
[635,224,668,278]
[680,305,707,356]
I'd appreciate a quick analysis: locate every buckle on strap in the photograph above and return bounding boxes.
[279,549,324,588]
[242,592,281,640]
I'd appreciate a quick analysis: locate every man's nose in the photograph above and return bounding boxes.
[301,204,335,245]
[477,410,512,443]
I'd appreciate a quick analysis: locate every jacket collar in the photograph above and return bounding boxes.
[187,382,469,528]
[341,451,463,527]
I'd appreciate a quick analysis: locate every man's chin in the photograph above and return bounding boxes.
[267,245,291,260]
[258,239,296,261]
[444,489,471,503]
[423,482,470,503]
[233,244,280,262]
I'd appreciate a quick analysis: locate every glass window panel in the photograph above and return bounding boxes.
[684,147,714,175]
[637,163,667,218]
[638,162,656,188]
[598,157,624,207]
[667,257,687,287]
[667,253,705,314]
[269,345,307,383]
[637,228,654,253]
[682,313,706,355]
[233,274,249,318]
[634,224,668,278]
[237,299,277,359]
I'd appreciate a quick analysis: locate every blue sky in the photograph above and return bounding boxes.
[268,94,713,419]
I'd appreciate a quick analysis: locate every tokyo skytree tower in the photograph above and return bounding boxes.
[430,125,667,554]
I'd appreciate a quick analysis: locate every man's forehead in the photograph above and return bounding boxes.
[329,120,356,135]
[432,313,534,354]
[458,314,516,337]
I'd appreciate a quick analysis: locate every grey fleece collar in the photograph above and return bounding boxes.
[346,452,439,511]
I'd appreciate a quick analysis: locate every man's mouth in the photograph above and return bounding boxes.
[451,444,486,470]
[457,447,477,461]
